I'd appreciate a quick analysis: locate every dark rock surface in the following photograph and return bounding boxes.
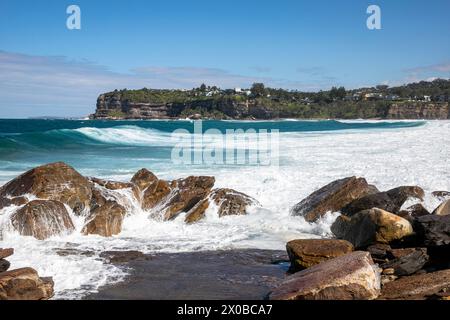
[291,177,378,222]
[86,249,288,300]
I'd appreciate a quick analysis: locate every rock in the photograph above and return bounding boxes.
[0,162,92,214]
[432,191,450,201]
[379,269,450,300]
[341,192,395,216]
[82,189,126,237]
[386,186,425,208]
[381,248,429,276]
[331,208,414,248]
[184,188,258,223]
[414,215,450,246]
[381,275,398,286]
[11,200,75,240]
[162,176,215,220]
[0,260,10,272]
[141,179,171,210]
[433,200,450,216]
[131,168,158,192]
[286,239,354,272]
[0,196,28,210]
[89,177,134,190]
[184,198,211,224]
[367,243,391,264]
[341,186,424,217]
[0,248,14,259]
[398,204,430,222]
[211,188,258,217]
[82,201,125,237]
[0,267,54,300]
[100,250,147,264]
[269,251,381,300]
[291,177,379,222]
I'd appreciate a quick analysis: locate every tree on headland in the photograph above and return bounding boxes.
[251,83,267,97]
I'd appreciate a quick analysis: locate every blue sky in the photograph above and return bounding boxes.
[0,0,449,118]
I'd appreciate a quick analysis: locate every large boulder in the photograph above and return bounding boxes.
[331,208,414,248]
[380,248,429,276]
[161,176,215,220]
[433,200,450,216]
[414,214,450,246]
[0,268,54,300]
[82,190,125,237]
[432,191,450,201]
[379,269,450,300]
[286,239,354,272]
[291,177,379,222]
[341,186,424,217]
[184,188,258,223]
[0,162,92,214]
[10,200,75,240]
[269,251,381,300]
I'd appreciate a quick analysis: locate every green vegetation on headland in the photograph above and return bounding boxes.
[93,79,450,120]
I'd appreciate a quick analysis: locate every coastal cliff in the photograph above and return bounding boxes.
[92,92,449,120]
[91,79,450,120]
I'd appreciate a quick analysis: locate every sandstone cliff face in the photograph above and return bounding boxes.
[387,102,449,119]
[93,93,450,120]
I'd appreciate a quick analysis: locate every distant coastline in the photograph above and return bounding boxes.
[91,79,450,121]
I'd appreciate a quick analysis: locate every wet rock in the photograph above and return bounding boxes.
[100,251,147,264]
[142,179,171,210]
[0,248,14,259]
[331,208,414,248]
[0,162,92,214]
[89,177,134,190]
[414,214,450,246]
[11,200,75,240]
[162,176,215,220]
[398,204,430,223]
[184,188,258,223]
[381,248,429,276]
[379,269,450,300]
[291,177,379,222]
[341,186,424,217]
[0,260,10,272]
[131,168,158,192]
[0,196,28,210]
[269,251,381,300]
[184,198,210,223]
[0,267,54,300]
[286,239,354,272]
[386,186,425,208]
[432,191,450,201]
[82,191,126,237]
[432,200,450,216]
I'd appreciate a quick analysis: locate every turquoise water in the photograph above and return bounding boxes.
[0,119,425,182]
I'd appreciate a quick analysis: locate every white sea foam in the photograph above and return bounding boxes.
[0,120,449,299]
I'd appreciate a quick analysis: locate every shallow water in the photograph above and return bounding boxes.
[0,119,449,299]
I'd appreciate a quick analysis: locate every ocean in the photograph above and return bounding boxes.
[0,119,449,298]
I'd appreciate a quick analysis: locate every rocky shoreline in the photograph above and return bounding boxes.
[0,163,449,300]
